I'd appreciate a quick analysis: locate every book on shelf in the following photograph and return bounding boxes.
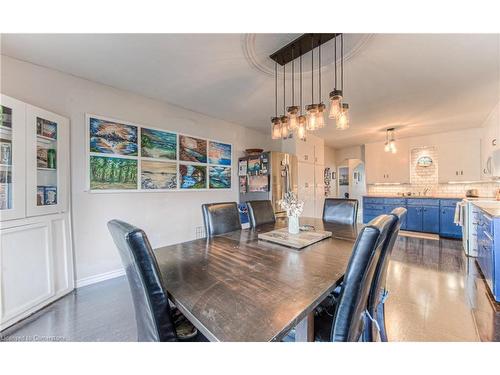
[0,182,11,210]
[37,146,49,168]
[37,117,57,139]
[0,139,12,165]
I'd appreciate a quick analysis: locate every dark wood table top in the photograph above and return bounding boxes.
[154,217,359,342]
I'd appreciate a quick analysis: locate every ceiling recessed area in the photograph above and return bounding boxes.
[1,33,498,149]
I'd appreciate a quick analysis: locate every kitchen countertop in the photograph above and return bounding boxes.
[472,201,500,217]
[364,195,465,199]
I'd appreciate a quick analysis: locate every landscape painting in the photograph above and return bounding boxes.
[209,166,231,189]
[179,164,206,189]
[141,128,177,160]
[179,135,207,163]
[89,116,138,156]
[141,160,177,190]
[208,141,231,166]
[90,155,138,190]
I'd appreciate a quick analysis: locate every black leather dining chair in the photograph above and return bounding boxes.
[246,200,276,228]
[366,207,407,342]
[107,219,202,342]
[314,214,396,342]
[202,202,241,237]
[322,198,359,225]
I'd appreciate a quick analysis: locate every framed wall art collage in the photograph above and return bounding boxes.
[86,114,232,192]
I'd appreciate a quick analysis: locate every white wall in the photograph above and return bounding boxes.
[335,145,364,165]
[1,55,272,284]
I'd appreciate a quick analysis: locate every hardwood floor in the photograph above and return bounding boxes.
[1,234,499,341]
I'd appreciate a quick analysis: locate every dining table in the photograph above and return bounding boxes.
[153,217,360,342]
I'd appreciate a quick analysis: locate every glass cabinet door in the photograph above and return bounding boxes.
[26,105,69,217]
[0,95,26,222]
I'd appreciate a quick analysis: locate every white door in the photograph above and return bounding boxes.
[26,105,69,217]
[295,138,315,164]
[314,165,325,218]
[0,95,26,221]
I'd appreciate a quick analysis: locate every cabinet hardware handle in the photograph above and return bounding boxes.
[456,171,458,175]
[461,170,463,175]
[493,139,497,146]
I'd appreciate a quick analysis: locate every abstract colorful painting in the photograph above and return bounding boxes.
[141,160,177,190]
[89,117,138,156]
[179,164,207,189]
[90,155,137,190]
[247,157,261,175]
[209,166,231,189]
[179,135,207,163]
[141,128,177,160]
[208,141,231,166]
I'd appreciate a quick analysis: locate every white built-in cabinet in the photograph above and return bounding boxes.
[0,94,73,331]
[365,139,410,184]
[284,134,325,218]
[437,140,480,183]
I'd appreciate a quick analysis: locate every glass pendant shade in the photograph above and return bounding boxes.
[336,103,350,130]
[316,103,326,129]
[306,104,319,131]
[328,90,343,119]
[280,115,290,139]
[390,141,397,153]
[287,106,299,131]
[384,142,391,152]
[271,117,282,140]
[297,115,307,140]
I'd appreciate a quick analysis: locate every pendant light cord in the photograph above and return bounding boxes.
[283,64,286,114]
[334,35,337,90]
[341,33,344,93]
[311,35,314,104]
[275,62,278,117]
[300,54,303,114]
[319,39,322,102]
[291,47,295,106]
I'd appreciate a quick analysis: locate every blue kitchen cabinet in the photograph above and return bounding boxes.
[422,206,440,233]
[439,199,462,239]
[406,206,422,231]
[475,207,499,302]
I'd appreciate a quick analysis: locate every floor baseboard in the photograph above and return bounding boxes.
[76,268,125,289]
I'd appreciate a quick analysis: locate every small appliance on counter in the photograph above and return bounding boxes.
[465,189,479,198]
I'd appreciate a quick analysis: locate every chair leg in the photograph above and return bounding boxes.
[377,302,388,342]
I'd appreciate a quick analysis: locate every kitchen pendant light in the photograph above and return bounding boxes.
[306,36,319,131]
[280,64,290,138]
[335,35,349,130]
[271,61,282,140]
[384,128,397,153]
[337,103,350,130]
[329,35,343,120]
[287,47,299,131]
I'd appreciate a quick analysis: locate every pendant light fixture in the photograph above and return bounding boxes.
[287,47,299,131]
[336,34,350,130]
[297,53,307,141]
[280,64,290,139]
[329,35,343,120]
[306,36,319,131]
[384,128,397,153]
[271,61,281,140]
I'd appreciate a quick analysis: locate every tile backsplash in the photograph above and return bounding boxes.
[367,181,500,198]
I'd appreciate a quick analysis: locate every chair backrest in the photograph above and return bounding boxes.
[202,202,241,237]
[107,220,176,342]
[323,198,359,225]
[246,200,276,228]
[330,214,396,342]
[365,207,406,340]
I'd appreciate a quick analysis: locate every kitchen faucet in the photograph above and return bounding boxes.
[423,187,430,196]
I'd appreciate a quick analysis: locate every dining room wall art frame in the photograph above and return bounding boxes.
[86,113,232,193]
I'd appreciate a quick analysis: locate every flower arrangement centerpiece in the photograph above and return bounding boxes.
[278,191,304,234]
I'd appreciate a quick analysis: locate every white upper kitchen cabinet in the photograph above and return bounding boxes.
[297,161,315,217]
[438,140,481,183]
[365,139,410,184]
[0,95,26,221]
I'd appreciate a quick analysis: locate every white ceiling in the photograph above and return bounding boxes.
[1,33,499,148]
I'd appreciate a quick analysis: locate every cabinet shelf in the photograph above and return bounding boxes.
[37,167,57,171]
[36,134,57,144]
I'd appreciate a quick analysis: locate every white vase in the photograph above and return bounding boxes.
[288,215,300,234]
